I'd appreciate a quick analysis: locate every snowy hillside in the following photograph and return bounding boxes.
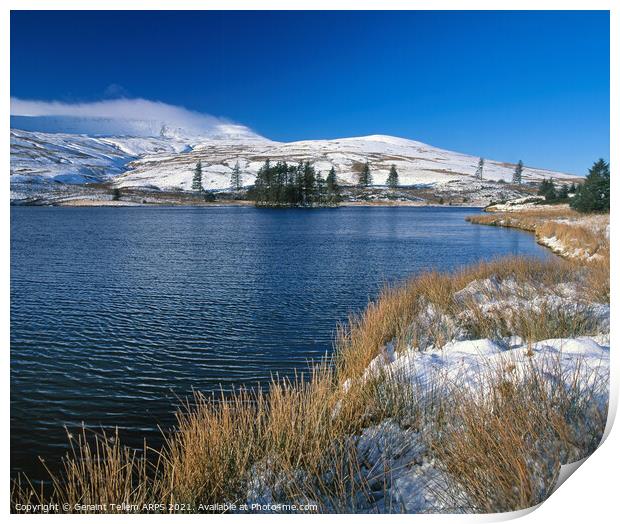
[10,121,577,203]
[116,134,575,192]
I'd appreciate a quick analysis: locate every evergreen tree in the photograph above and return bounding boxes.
[557,183,569,200]
[254,159,271,202]
[316,171,325,205]
[386,165,399,188]
[230,161,242,190]
[537,178,557,201]
[512,160,523,185]
[475,158,485,180]
[326,166,341,203]
[358,161,372,187]
[294,162,304,204]
[570,158,610,213]
[547,179,557,200]
[301,161,316,205]
[569,182,577,193]
[192,160,203,192]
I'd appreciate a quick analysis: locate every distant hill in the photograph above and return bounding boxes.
[10,116,577,204]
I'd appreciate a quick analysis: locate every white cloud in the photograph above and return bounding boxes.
[10,97,258,139]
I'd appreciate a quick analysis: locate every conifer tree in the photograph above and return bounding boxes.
[558,183,569,200]
[537,178,557,200]
[570,158,610,213]
[326,166,341,203]
[254,159,271,202]
[512,160,523,185]
[230,161,242,190]
[386,165,399,188]
[326,166,337,192]
[192,160,203,192]
[316,171,325,205]
[358,161,372,187]
[302,161,316,205]
[475,158,485,180]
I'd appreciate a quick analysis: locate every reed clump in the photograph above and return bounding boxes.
[430,358,608,512]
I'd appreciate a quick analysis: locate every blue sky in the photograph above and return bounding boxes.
[11,10,609,175]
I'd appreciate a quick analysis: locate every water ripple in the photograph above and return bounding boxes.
[11,206,550,479]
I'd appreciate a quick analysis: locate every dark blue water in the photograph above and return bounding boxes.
[10,206,549,478]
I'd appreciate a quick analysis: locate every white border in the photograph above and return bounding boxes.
[3,2,616,522]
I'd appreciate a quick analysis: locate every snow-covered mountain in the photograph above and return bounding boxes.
[115,133,575,192]
[10,117,577,203]
[10,128,190,185]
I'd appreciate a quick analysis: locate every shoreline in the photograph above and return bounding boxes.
[467,205,609,262]
[12,181,535,209]
[14,199,486,209]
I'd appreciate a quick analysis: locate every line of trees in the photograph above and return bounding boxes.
[537,178,575,202]
[249,160,341,206]
[535,159,609,213]
[192,159,404,201]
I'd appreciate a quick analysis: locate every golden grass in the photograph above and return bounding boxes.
[13,427,158,513]
[467,206,609,261]
[431,358,608,512]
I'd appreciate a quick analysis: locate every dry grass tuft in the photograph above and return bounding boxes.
[431,358,608,512]
[12,427,158,513]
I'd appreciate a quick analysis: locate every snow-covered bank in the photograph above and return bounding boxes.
[337,336,609,513]
[366,335,609,406]
[243,331,609,514]
[467,205,609,262]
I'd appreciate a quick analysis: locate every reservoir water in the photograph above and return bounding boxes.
[10,206,550,478]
